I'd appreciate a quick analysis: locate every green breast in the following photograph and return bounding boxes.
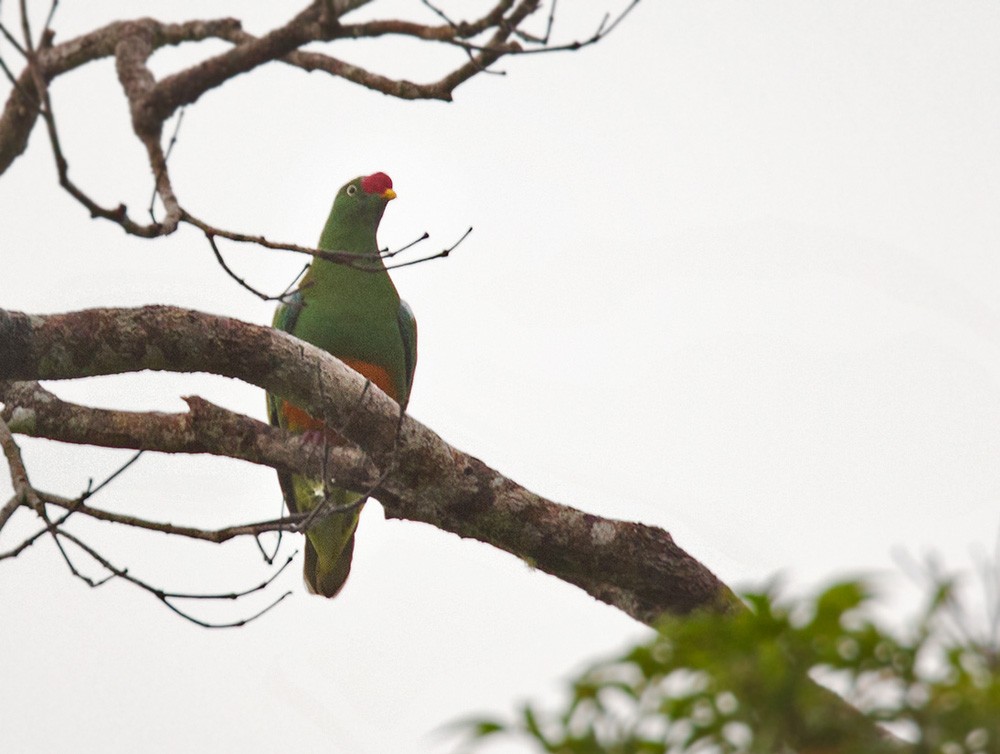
[292,259,410,403]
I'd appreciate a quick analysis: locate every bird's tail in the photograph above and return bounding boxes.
[292,476,366,598]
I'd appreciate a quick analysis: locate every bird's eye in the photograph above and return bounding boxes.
[346,185,358,196]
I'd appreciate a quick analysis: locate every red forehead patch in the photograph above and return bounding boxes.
[361,172,393,195]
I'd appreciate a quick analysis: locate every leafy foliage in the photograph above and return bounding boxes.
[463,574,1000,753]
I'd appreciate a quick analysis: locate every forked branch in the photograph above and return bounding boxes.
[0,1,639,250]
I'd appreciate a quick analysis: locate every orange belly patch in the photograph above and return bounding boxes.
[341,358,399,401]
[280,358,398,433]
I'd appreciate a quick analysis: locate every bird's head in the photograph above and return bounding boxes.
[317,172,397,254]
[328,171,396,228]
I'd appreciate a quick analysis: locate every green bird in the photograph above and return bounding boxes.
[266,171,416,597]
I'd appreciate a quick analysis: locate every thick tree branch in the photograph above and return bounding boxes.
[0,380,377,485]
[0,305,902,747]
[0,305,737,624]
[138,5,329,129]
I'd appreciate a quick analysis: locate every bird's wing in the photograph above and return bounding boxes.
[266,288,305,423]
[397,299,418,411]
[267,288,306,514]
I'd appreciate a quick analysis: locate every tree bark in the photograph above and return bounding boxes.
[0,305,739,624]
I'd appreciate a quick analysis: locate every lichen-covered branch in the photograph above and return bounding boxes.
[0,304,735,625]
[0,380,378,486]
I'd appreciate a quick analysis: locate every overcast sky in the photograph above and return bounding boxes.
[2,2,999,752]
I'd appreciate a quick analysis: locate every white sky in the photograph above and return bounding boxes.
[2,1,999,752]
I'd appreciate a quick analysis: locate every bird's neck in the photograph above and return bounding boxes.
[314,222,387,273]
[304,235,397,304]
[320,220,378,252]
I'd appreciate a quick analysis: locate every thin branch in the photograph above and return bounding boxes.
[379,231,430,260]
[408,0,513,81]
[149,108,185,223]
[0,18,27,58]
[420,0,459,29]
[2,0,632,245]
[186,211,369,265]
[40,489,307,543]
[206,232,294,302]
[244,0,537,99]
[451,0,640,57]
[81,450,144,502]
[17,0,32,58]
[514,0,557,45]
[278,264,310,300]
[52,525,294,628]
[0,416,298,627]
[0,515,47,559]
[0,49,21,88]
[341,0,516,42]
[40,0,58,43]
[0,16,244,177]
[255,530,282,565]
[385,225,472,270]
[113,22,182,233]
[200,218,458,295]
[25,48,166,236]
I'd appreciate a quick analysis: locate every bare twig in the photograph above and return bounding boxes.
[202,218,459,295]
[41,0,59,43]
[149,108,185,222]
[17,0,32,58]
[0,52,20,88]
[187,212,372,265]
[451,0,640,57]
[0,16,244,177]
[514,0,557,44]
[379,231,430,260]
[0,414,40,524]
[385,225,472,270]
[0,514,53,560]
[0,18,28,58]
[206,232,294,302]
[0,406,297,627]
[24,45,166,236]
[40,490,308,543]
[1,0,633,262]
[0,494,20,533]
[15,0,169,240]
[277,264,310,300]
[420,0,459,29]
[81,450,144,501]
[52,525,295,628]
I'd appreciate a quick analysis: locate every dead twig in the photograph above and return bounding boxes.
[385,226,472,270]
[52,525,295,628]
[40,490,309,544]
